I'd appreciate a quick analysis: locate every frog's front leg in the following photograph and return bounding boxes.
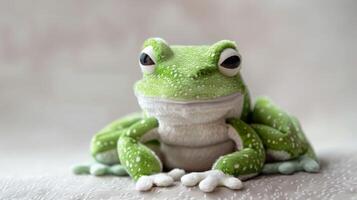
[181,119,266,192]
[73,113,144,176]
[117,117,185,191]
[251,97,320,174]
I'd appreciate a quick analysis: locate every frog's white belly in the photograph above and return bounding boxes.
[137,93,244,171]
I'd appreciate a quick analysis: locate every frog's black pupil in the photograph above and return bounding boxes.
[140,53,155,65]
[221,56,241,69]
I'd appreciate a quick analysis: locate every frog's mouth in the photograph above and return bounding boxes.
[135,92,244,125]
[134,92,242,105]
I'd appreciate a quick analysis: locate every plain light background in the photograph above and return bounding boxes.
[0,0,356,199]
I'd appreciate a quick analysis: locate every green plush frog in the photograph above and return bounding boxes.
[73,38,319,192]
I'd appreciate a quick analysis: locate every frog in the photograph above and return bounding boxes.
[73,38,320,192]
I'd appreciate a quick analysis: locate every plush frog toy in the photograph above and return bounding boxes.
[73,38,320,192]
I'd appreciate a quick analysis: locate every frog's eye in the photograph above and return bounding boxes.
[139,46,156,74]
[218,48,241,77]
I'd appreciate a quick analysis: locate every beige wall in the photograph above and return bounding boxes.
[0,0,356,154]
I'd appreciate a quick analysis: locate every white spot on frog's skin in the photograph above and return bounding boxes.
[234,164,240,169]
[136,156,141,162]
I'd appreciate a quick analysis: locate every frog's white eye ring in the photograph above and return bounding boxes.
[218,48,242,77]
[139,46,156,74]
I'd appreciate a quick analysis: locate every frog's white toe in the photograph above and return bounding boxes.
[136,174,173,191]
[136,176,153,191]
[181,172,202,186]
[90,163,108,176]
[300,156,320,173]
[168,168,186,180]
[181,170,243,192]
[278,162,296,174]
[135,168,185,191]
[222,177,243,190]
[72,163,128,176]
[153,174,174,187]
[199,175,219,192]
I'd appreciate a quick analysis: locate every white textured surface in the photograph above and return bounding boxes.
[0,149,357,199]
[1,0,357,199]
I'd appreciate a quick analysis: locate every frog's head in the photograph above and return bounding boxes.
[134,38,247,102]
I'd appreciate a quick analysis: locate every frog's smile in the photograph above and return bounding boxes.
[136,92,244,127]
[135,92,243,105]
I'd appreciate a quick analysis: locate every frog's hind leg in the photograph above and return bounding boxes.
[73,113,144,176]
[250,97,320,175]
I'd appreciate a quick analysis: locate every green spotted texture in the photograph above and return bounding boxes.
[118,136,161,180]
[117,117,160,180]
[251,97,307,159]
[91,113,143,156]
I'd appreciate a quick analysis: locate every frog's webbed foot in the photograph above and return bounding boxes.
[136,168,185,191]
[262,155,320,175]
[181,170,243,193]
[72,163,128,176]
